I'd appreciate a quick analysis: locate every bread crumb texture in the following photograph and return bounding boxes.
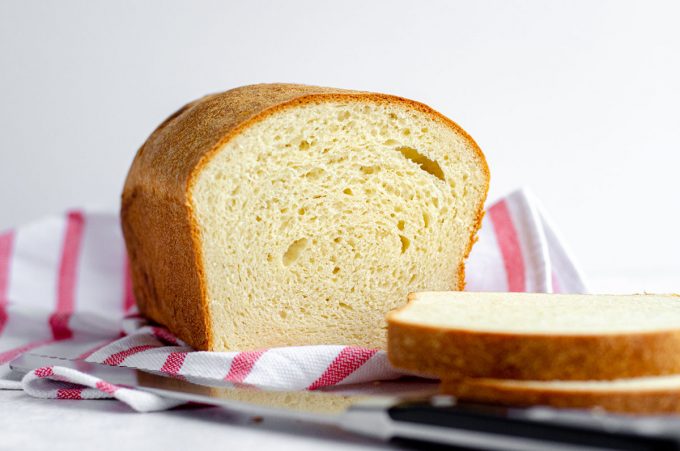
[123,84,489,351]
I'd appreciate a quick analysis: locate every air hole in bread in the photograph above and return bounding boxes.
[303,168,325,180]
[399,235,410,254]
[282,238,308,266]
[343,188,353,195]
[397,220,405,231]
[397,146,445,182]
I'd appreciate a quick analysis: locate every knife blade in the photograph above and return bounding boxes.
[10,353,680,451]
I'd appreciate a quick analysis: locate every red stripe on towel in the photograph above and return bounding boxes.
[160,352,188,375]
[307,347,377,390]
[95,380,120,395]
[49,211,85,340]
[224,350,265,383]
[57,387,84,400]
[0,231,14,336]
[34,366,54,378]
[102,344,155,366]
[489,200,526,292]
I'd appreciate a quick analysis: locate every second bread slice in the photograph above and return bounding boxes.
[441,376,680,414]
[387,292,680,380]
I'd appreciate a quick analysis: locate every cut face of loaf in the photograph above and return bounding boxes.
[121,84,489,351]
[387,292,680,380]
[441,376,680,414]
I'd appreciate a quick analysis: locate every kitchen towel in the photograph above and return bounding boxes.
[0,188,587,412]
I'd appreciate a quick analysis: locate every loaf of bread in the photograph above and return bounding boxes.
[122,84,489,351]
[441,376,680,414]
[387,292,680,380]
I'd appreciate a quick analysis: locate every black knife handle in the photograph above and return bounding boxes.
[385,401,680,451]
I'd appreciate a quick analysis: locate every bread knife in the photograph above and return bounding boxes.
[10,353,680,451]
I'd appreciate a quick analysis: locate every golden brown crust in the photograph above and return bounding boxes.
[456,208,487,290]
[441,378,680,414]
[122,83,489,351]
[388,308,680,380]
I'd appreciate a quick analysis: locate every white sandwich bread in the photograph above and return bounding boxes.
[387,292,680,380]
[122,84,489,351]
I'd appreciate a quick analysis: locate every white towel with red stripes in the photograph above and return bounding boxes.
[0,189,586,412]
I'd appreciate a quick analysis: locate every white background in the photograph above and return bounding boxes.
[1,0,679,292]
[1,2,679,448]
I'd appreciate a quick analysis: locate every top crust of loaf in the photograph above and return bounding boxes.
[387,292,680,381]
[122,84,489,350]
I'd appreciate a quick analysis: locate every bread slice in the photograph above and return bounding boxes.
[441,376,680,414]
[387,292,680,380]
[122,84,489,351]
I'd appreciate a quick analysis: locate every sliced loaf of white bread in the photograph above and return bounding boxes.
[387,292,680,380]
[441,376,680,414]
[122,84,489,351]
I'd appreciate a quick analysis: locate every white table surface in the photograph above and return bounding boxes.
[3,273,677,451]
[0,390,390,451]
